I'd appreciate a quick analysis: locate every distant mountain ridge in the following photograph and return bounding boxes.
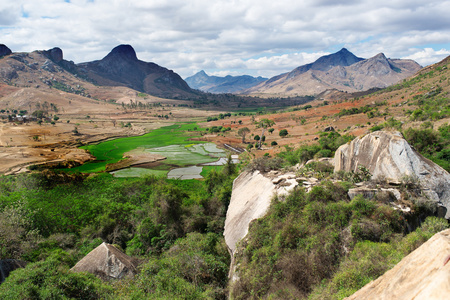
[185,70,267,93]
[245,48,422,96]
[77,45,199,99]
[0,44,200,99]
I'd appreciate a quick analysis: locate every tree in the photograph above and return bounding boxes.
[279,129,288,137]
[238,127,250,143]
[255,119,275,149]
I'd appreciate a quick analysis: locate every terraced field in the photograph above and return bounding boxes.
[66,123,229,178]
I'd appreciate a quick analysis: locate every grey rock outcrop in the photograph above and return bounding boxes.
[0,44,12,57]
[43,47,63,63]
[347,187,378,200]
[0,259,27,284]
[345,229,450,300]
[71,242,138,280]
[334,131,450,218]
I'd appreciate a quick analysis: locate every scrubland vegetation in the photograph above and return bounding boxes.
[0,164,236,298]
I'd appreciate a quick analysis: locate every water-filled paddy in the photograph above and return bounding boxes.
[65,123,237,179]
[110,168,168,178]
[167,166,203,180]
[144,144,225,168]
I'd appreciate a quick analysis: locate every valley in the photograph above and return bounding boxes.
[0,43,449,300]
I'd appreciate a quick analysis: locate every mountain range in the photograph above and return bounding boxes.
[244,48,422,96]
[0,44,200,100]
[185,70,267,93]
[0,44,422,101]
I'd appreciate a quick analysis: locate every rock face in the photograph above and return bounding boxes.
[43,47,63,63]
[345,229,450,300]
[224,170,299,254]
[78,44,198,99]
[0,259,27,284]
[0,44,12,57]
[71,242,138,280]
[334,131,450,218]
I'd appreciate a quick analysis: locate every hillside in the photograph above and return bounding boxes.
[185,70,267,93]
[245,48,421,97]
[0,46,217,174]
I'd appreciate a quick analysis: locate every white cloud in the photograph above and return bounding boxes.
[403,48,450,66]
[1,0,450,78]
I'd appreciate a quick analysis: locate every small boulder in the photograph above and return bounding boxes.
[348,187,378,200]
[71,242,138,280]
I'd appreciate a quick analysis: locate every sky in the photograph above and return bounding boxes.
[1,0,450,79]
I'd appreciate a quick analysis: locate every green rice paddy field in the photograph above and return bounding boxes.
[67,123,226,176]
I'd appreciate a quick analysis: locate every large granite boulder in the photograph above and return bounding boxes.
[71,242,138,280]
[334,131,450,218]
[224,170,299,255]
[345,229,450,300]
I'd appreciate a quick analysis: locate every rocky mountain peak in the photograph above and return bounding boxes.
[372,52,388,61]
[0,44,12,57]
[312,48,364,71]
[104,44,138,61]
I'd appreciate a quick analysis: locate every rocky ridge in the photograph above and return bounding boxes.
[77,44,198,99]
[245,48,421,96]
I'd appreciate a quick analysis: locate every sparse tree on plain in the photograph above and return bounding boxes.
[238,127,250,143]
[255,119,275,149]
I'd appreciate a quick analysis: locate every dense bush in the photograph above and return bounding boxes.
[127,232,230,299]
[245,156,284,173]
[0,251,112,299]
[278,132,354,165]
[403,124,450,171]
[309,217,449,299]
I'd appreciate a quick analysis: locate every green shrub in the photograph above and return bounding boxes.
[0,252,112,299]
